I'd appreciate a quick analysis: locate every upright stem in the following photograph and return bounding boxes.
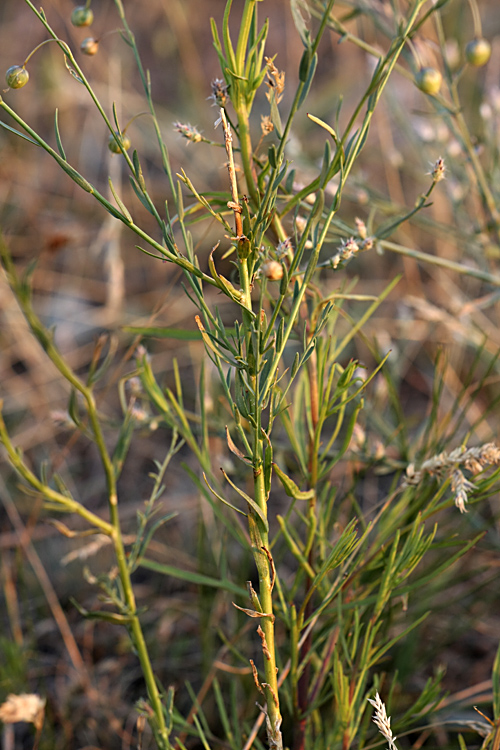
[222,91,282,746]
[0,249,171,749]
[247,301,282,748]
[237,106,260,208]
[293,346,319,750]
[251,433,282,750]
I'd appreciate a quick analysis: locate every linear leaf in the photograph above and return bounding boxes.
[0,120,39,145]
[124,326,202,340]
[108,177,132,223]
[54,108,66,160]
[221,469,269,532]
[138,557,246,597]
[203,472,248,518]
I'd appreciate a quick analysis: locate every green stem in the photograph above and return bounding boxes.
[433,12,500,238]
[280,0,426,220]
[242,314,282,748]
[0,98,220,293]
[0,244,171,749]
[251,435,282,747]
[381,239,500,286]
[0,408,113,534]
[237,106,260,207]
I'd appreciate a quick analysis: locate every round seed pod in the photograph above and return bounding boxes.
[262,260,284,281]
[465,38,491,67]
[71,6,94,27]
[415,67,442,95]
[80,37,99,56]
[108,132,131,153]
[5,65,29,89]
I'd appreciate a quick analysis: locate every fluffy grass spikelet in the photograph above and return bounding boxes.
[265,56,285,104]
[0,694,46,730]
[173,121,203,144]
[367,693,399,750]
[405,442,500,512]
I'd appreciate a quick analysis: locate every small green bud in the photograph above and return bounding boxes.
[465,38,491,67]
[80,37,99,56]
[237,235,251,260]
[415,67,442,95]
[71,6,94,27]
[5,65,29,89]
[298,48,311,82]
[108,132,131,153]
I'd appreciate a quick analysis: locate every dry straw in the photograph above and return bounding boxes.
[405,442,500,512]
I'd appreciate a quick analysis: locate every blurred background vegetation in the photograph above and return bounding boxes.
[1,0,500,748]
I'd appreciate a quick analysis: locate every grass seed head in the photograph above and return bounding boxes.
[0,694,46,731]
[209,78,229,107]
[368,693,399,750]
[173,121,203,144]
[430,156,446,182]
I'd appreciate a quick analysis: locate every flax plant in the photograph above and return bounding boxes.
[1,1,500,749]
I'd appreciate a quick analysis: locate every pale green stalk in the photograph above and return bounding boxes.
[0,246,171,750]
[381,240,500,286]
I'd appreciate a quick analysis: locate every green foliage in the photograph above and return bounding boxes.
[1,0,499,749]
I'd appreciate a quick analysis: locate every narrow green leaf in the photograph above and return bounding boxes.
[68,388,82,428]
[132,149,146,189]
[226,426,252,465]
[108,177,133,223]
[111,410,136,479]
[221,469,269,532]
[290,0,311,46]
[277,515,315,577]
[138,557,247,597]
[307,112,339,144]
[129,176,156,216]
[273,462,315,500]
[270,94,283,138]
[298,52,318,109]
[0,120,40,146]
[368,611,430,668]
[492,640,500,717]
[124,325,202,340]
[203,471,248,518]
[54,109,66,160]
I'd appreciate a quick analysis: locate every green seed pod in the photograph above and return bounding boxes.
[415,67,442,95]
[80,37,99,56]
[5,65,29,89]
[71,6,94,27]
[465,38,491,67]
[298,48,311,82]
[237,234,251,260]
[108,132,131,153]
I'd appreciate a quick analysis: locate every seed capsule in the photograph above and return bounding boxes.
[80,37,99,56]
[108,132,131,153]
[71,6,94,27]
[415,67,442,95]
[262,260,283,281]
[465,38,491,67]
[5,65,29,89]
